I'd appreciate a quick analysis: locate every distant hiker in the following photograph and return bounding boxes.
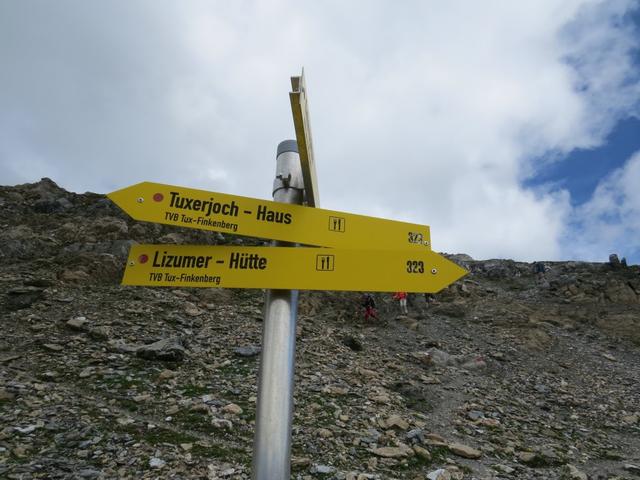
[533,262,546,283]
[424,293,435,306]
[362,293,378,321]
[609,254,621,268]
[393,291,408,315]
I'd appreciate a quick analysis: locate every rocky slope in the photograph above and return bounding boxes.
[1,178,639,480]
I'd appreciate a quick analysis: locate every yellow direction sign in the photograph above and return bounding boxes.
[122,244,466,292]
[108,182,430,251]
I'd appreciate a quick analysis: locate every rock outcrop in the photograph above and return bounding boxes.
[1,179,639,479]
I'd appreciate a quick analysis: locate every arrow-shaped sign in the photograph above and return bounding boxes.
[108,182,430,251]
[122,244,466,292]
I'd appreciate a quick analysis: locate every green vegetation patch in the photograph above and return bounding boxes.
[116,397,140,412]
[144,428,196,446]
[191,443,248,463]
[99,374,146,390]
[180,384,212,397]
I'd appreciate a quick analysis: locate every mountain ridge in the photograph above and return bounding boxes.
[1,178,639,479]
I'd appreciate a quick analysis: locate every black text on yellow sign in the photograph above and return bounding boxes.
[108,182,431,251]
[123,244,466,293]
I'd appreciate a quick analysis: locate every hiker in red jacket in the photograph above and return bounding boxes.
[393,291,408,314]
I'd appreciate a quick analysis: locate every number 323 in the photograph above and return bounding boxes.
[406,260,424,273]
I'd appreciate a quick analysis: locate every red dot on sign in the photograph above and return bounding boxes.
[153,193,164,202]
[138,254,149,264]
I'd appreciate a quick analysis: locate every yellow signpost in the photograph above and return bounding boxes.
[106,74,468,480]
[290,69,320,207]
[122,244,466,292]
[108,182,431,251]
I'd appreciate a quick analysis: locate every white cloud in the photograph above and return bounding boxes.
[566,150,640,262]
[0,0,638,261]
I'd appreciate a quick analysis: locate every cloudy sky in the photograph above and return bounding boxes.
[1,1,639,263]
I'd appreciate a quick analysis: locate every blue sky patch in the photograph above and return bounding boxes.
[526,116,640,206]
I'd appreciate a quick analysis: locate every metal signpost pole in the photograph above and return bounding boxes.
[107,72,466,479]
[252,140,304,479]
